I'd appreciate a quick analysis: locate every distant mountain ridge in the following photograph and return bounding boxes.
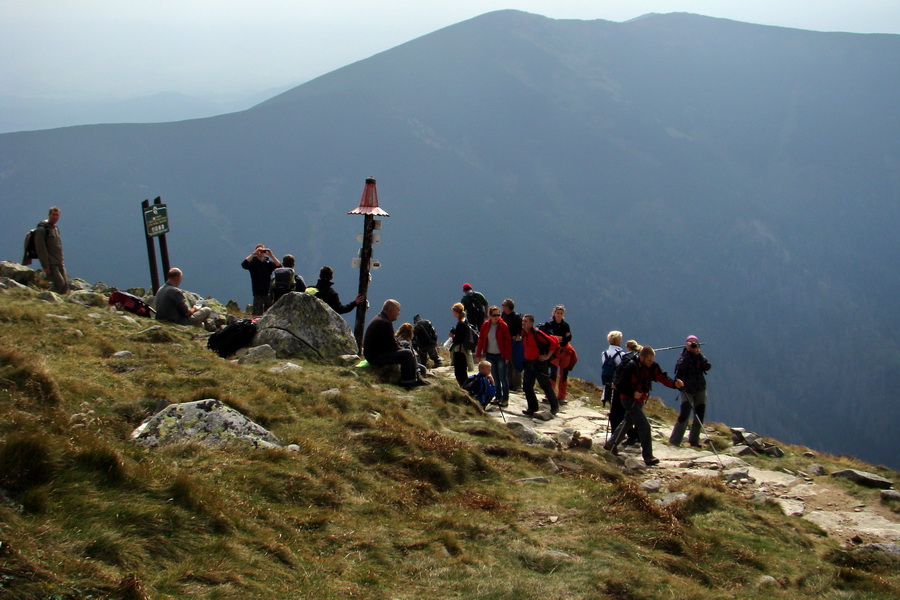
[1,10,898,467]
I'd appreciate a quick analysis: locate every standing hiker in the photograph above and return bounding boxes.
[241,244,281,315]
[521,314,560,418]
[501,298,524,392]
[448,302,472,386]
[313,266,365,314]
[540,305,574,402]
[270,255,306,304]
[669,335,712,447]
[600,330,624,407]
[604,346,683,466]
[413,314,442,368]
[33,206,68,294]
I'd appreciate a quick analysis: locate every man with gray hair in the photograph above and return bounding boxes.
[363,299,428,388]
[154,268,212,327]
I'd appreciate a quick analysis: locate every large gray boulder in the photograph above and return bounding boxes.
[0,261,37,286]
[831,469,894,489]
[253,292,357,360]
[131,399,281,449]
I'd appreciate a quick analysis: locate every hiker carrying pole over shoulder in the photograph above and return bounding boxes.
[669,335,712,447]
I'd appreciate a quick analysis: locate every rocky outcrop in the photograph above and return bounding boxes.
[252,292,358,360]
[131,399,281,449]
[731,428,785,457]
[0,261,37,286]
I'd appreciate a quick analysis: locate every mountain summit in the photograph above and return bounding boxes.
[1,11,898,467]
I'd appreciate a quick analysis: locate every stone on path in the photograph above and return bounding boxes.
[831,469,894,489]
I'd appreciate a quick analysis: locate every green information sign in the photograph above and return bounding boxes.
[143,203,169,237]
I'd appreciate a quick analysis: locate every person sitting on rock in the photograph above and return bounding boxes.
[397,322,427,377]
[463,360,496,408]
[363,299,428,389]
[154,267,212,327]
[312,266,365,314]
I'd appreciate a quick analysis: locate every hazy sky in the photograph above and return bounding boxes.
[3,0,899,101]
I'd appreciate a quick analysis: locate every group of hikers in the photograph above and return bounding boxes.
[240,244,365,317]
[22,210,711,467]
[358,282,712,467]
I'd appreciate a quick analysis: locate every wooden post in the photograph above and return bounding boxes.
[353,214,375,350]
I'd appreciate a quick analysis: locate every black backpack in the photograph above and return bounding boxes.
[22,223,45,264]
[612,351,639,388]
[414,320,438,346]
[270,267,296,301]
[462,323,479,351]
[207,319,258,358]
[601,349,622,385]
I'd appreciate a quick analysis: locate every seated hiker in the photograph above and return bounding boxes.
[464,360,497,408]
[396,322,427,376]
[270,254,306,304]
[363,299,428,389]
[312,266,365,314]
[413,314,442,368]
[154,268,212,327]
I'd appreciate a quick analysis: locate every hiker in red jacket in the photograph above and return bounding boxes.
[475,305,512,407]
[521,314,560,418]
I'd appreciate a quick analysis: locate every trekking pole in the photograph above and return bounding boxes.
[685,395,725,469]
[655,342,706,353]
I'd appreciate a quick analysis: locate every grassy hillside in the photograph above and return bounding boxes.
[0,285,898,599]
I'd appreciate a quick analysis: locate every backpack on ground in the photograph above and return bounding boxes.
[207,318,257,358]
[601,349,622,385]
[270,267,296,301]
[108,291,154,318]
[612,350,639,388]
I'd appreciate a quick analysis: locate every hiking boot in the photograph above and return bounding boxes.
[521,410,535,418]
[622,438,638,448]
[645,458,660,466]
[603,441,619,456]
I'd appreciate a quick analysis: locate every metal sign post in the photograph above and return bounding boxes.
[348,177,389,352]
[141,197,171,293]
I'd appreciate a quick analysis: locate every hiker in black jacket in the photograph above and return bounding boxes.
[669,335,712,447]
[313,266,365,314]
[604,346,683,466]
[241,244,281,315]
[413,314,442,368]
